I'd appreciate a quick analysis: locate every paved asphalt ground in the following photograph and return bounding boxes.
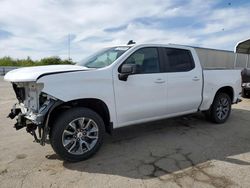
[1,76,250,188]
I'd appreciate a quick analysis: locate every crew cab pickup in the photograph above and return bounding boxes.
[4,44,242,161]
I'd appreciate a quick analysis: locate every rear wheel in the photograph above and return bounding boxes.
[50,107,105,162]
[205,93,231,124]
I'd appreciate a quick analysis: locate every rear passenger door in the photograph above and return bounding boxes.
[163,48,203,115]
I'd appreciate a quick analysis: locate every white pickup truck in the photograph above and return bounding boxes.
[4,44,242,161]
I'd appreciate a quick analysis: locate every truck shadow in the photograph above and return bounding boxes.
[56,108,250,180]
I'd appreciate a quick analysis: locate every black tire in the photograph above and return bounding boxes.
[242,89,250,98]
[247,91,250,98]
[241,88,246,98]
[205,93,232,124]
[50,107,105,162]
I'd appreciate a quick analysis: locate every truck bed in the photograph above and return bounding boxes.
[199,69,242,111]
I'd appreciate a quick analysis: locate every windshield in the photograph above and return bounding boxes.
[78,46,130,68]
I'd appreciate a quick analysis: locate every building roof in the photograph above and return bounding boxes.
[235,39,250,54]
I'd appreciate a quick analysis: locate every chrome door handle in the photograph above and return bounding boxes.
[192,77,200,81]
[154,78,166,83]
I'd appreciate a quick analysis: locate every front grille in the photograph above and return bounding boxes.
[12,83,25,102]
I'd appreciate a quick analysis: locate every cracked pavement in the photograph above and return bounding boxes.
[1,76,250,188]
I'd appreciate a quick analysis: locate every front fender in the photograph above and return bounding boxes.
[37,69,117,127]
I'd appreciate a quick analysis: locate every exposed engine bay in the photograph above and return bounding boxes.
[8,82,60,145]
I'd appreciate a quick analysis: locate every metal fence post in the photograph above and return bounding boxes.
[246,54,250,68]
[233,53,237,69]
[246,55,249,68]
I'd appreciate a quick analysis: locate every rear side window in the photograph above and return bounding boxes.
[165,48,194,72]
[122,48,160,74]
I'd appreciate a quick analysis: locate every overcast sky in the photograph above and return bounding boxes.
[0,0,249,61]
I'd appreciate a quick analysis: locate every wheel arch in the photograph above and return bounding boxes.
[47,98,113,134]
[214,86,234,102]
[204,87,233,124]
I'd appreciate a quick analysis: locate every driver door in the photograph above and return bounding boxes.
[113,47,168,127]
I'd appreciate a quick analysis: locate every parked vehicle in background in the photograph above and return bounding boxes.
[4,43,242,162]
[241,68,250,98]
[235,39,250,98]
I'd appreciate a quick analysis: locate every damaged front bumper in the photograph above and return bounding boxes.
[8,99,62,145]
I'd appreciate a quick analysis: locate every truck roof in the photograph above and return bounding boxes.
[116,43,234,53]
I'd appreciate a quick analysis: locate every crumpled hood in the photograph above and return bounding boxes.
[4,65,90,82]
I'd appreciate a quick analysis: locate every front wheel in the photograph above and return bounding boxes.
[205,93,232,124]
[50,107,105,162]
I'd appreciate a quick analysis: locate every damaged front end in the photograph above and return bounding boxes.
[8,82,62,145]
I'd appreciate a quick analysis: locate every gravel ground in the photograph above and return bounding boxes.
[1,76,250,188]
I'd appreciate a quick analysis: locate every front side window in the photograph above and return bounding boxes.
[165,48,194,72]
[78,47,130,68]
[122,47,160,74]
